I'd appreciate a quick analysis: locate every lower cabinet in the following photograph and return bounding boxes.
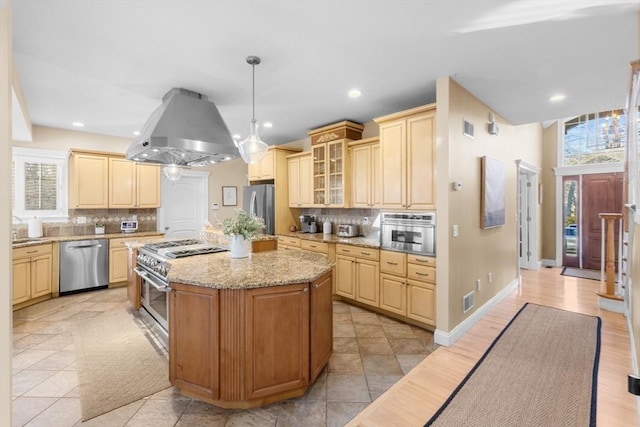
[168,272,333,408]
[335,244,380,307]
[110,237,137,285]
[379,250,436,327]
[12,244,53,308]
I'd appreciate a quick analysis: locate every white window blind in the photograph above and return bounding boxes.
[12,147,68,222]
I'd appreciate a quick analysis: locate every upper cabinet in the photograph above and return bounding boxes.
[70,150,160,209]
[308,121,364,208]
[349,137,380,208]
[287,152,312,208]
[110,159,160,208]
[69,152,109,208]
[248,149,275,181]
[374,105,436,210]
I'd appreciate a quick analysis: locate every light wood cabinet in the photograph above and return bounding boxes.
[110,157,161,208]
[375,104,436,210]
[248,149,275,181]
[278,235,301,250]
[378,249,436,327]
[127,246,140,309]
[70,150,160,209]
[312,140,349,207]
[287,152,312,207]
[69,152,109,208]
[335,244,380,307]
[109,237,133,285]
[12,243,53,308]
[349,137,381,208]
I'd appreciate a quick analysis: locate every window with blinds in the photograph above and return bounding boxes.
[12,148,68,221]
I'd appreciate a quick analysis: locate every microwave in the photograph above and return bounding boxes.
[121,220,138,233]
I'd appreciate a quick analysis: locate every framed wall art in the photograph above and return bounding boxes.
[481,156,506,229]
[222,186,237,206]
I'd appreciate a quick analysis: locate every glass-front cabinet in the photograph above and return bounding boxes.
[312,140,346,207]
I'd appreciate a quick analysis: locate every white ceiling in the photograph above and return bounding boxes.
[12,1,640,145]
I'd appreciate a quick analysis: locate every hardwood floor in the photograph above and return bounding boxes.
[348,267,638,427]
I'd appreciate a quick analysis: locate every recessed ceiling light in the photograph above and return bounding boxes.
[133,131,140,136]
[263,122,273,128]
[348,89,362,98]
[72,121,85,127]
[232,134,241,140]
[141,153,148,157]
[549,94,566,102]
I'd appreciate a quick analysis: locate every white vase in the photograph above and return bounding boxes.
[230,235,251,258]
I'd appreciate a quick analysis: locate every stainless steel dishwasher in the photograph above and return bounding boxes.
[59,239,109,294]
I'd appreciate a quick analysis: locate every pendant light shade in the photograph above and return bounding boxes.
[237,56,268,164]
[163,164,184,181]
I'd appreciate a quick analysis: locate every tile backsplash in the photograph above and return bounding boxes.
[300,208,380,238]
[13,209,158,238]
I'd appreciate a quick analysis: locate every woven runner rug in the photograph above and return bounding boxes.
[425,303,601,427]
[72,309,171,421]
[561,266,603,282]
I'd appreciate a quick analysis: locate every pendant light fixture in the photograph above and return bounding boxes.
[236,55,268,164]
[163,163,184,181]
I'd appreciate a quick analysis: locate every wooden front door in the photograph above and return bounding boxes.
[581,173,623,270]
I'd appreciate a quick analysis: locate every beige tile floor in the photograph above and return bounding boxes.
[12,287,436,426]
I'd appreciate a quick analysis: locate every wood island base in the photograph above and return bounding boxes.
[168,271,333,409]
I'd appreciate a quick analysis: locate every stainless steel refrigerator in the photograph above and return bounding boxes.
[243,184,275,235]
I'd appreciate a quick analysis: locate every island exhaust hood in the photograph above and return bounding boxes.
[126,88,238,166]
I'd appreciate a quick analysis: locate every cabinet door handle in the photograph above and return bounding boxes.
[309,245,317,248]
[303,287,309,293]
[313,284,320,288]
[413,259,431,263]
[27,250,38,254]
[386,261,398,265]
[416,272,430,277]
[342,249,351,253]
[361,252,371,256]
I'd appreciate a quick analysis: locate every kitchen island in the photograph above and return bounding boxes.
[166,249,334,409]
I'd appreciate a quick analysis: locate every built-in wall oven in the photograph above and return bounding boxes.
[380,212,436,256]
[134,239,228,348]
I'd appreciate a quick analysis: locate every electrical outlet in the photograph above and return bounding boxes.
[211,203,219,210]
[488,272,492,283]
[132,214,137,221]
[77,216,86,224]
[363,217,369,225]
[476,279,482,291]
[452,224,459,237]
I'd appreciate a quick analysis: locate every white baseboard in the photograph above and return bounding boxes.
[597,296,625,314]
[434,277,521,347]
[541,258,557,267]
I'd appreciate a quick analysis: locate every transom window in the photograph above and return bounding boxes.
[12,147,68,222]
[562,109,630,166]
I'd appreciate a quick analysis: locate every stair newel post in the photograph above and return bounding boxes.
[597,212,623,300]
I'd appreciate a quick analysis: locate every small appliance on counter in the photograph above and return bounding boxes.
[28,217,43,238]
[121,220,138,233]
[337,224,359,238]
[299,215,318,233]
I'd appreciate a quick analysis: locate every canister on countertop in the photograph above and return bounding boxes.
[28,216,43,238]
[323,220,332,235]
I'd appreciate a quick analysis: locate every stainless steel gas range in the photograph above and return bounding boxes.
[134,239,228,348]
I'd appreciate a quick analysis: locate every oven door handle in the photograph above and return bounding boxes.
[134,267,172,292]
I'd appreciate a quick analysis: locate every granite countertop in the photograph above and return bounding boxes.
[167,249,334,290]
[278,231,380,249]
[11,231,165,248]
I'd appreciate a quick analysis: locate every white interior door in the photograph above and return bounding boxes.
[517,161,540,270]
[157,171,209,238]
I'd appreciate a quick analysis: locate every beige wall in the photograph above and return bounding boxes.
[13,125,131,153]
[1,1,13,424]
[202,158,249,225]
[541,123,559,261]
[436,77,543,332]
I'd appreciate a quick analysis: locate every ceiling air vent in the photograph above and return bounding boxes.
[463,291,475,313]
[463,119,474,138]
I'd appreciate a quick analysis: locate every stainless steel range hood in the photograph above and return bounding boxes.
[126,88,238,166]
